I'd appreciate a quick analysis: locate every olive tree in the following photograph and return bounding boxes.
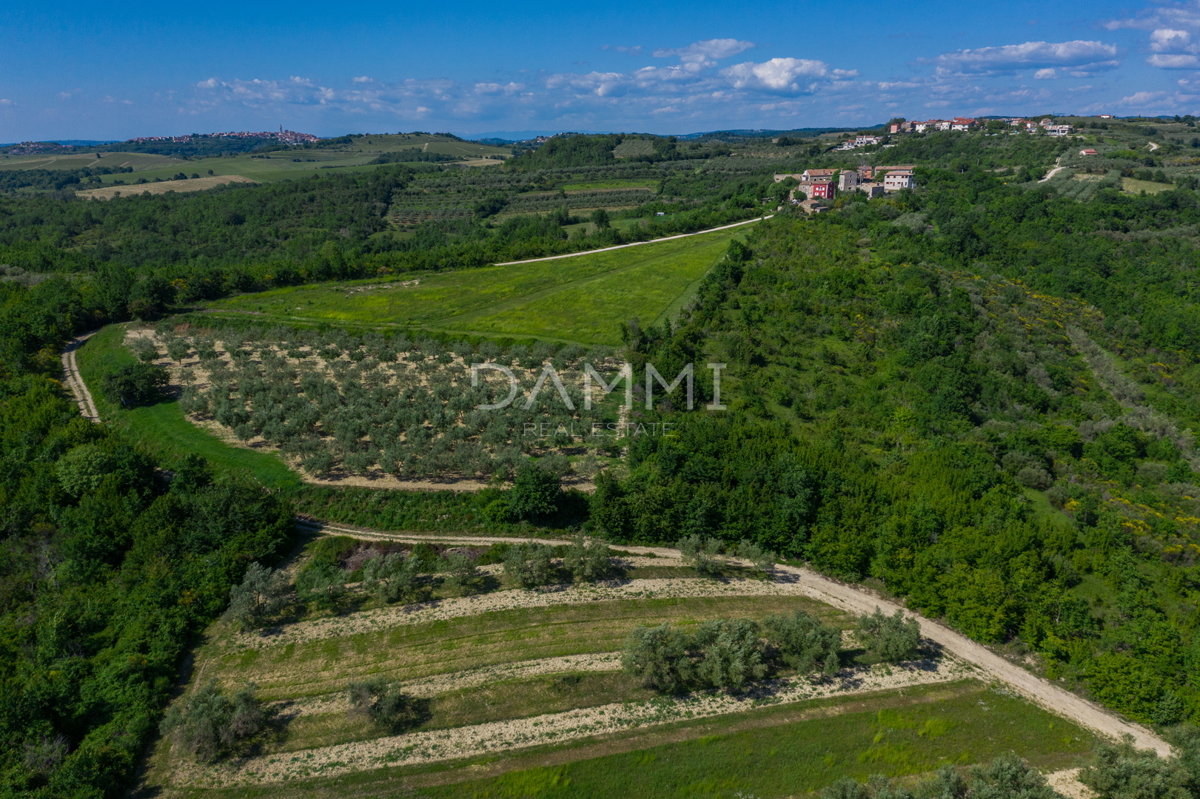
[225,562,290,630]
[564,535,613,582]
[160,680,263,762]
[856,607,921,663]
[295,561,346,611]
[503,543,557,589]
[347,677,425,732]
[693,618,768,693]
[678,534,724,577]
[622,622,693,693]
[362,552,420,603]
[762,610,841,677]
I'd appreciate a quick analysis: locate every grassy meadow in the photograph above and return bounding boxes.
[75,324,301,488]
[207,226,746,345]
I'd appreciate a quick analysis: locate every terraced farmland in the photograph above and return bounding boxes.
[139,530,1098,799]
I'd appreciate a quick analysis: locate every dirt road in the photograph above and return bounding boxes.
[61,331,100,422]
[301,519,1171,757]
[493,215,772,266]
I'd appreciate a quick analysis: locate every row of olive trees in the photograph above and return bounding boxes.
[623,607,921,694]
[163,676,428,763]
[224,545,495,629]
[678,534,776,577]
[502,536,615,589]
[160,329,627,479]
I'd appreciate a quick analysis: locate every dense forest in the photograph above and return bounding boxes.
[597,176,1200,727]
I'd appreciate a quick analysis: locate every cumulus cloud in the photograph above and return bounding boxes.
[1034,68,1057,79]
[1148,53,1200,67]
[181,38,860,129]
[0,99,12,106]
[933,40,1119,75]
[721,58,830,91]
[1108,4,1200,69]
[1151,28,1191,51]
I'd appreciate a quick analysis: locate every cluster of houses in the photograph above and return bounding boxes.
[774,166,915,206]
[835,135,884,151]
[888,117,1073,136]
[129,128,319,145]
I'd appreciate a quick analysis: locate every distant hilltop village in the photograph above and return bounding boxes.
[128,128,319,145]
[4,128,319,155]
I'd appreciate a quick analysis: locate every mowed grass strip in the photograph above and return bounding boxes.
[270,672,652,754]
[206,227,741,345]
[168,681,1096,799]
[76,325,301,489]
[216,595,843,700]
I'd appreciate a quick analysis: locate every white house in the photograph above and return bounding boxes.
[883,170,915,192]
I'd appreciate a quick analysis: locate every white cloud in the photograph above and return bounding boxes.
[653,39,754,66]
[352,76,373,83]
[933,40,1119,75]
[0,99,12,106]
[1034,68,1057,79]
[721,58,829,91]
[601,45,643,56]
[1114,90,1168,106]
[1151,28,1191,51]
[1148,53,1200,68]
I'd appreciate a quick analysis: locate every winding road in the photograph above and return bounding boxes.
[63,336,1172,768]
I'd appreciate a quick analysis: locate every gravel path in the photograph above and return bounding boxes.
[302,521,1172,757]
[184,656,969,787]
[60,331,100,422]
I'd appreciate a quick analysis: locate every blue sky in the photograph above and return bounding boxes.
[3,0,1200,141]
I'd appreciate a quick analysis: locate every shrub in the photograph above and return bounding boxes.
[762,610,842,676]
[224,562,290,629]
[295,560,346,610]
[101,362,168,407]
[856,607,921,662]
[506,463,562,522]
[347,678,426,731]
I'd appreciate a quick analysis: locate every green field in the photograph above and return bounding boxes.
[75,324,301,489]
[0,151,188,172]
[3,134,511,186]
[1122,176,1176,194]
[207,226,748,345]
